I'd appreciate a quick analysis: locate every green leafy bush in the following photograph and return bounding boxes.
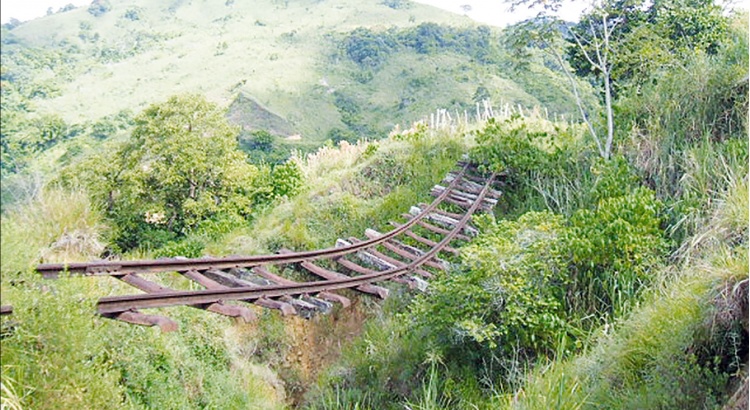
[470,116,550,175]
[271,160,304,199]
[470,116,592,216]
[154,236,206,258]
[567,186,667,316]
[412,211,570,369]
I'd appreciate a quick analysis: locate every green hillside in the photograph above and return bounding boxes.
[0,0,746,409]
[1,0,594,184]
[3,0,467,125]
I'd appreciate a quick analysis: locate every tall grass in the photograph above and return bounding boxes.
[510,254,745,409]
[618,14,748,244]
[0,189,286,409]
[1,188,106,279]
[506,159,748,409]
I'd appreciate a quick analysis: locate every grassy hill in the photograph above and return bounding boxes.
[3,0,469,128]
[1,0,591,147]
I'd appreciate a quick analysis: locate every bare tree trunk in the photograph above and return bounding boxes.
[566,10,620,160]
[603,68,614,159]
[601,12,615,159]
[548,45,605,157]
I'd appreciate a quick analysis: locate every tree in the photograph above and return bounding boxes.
[472,85,491,103]
[123,7,143,21]
[507,16,614,158]
[568,7,618,159]
[342,27,396,67]
[505,0,730,160]
[247,129,274,152]
[84,95,264,250]
[566,0,729,92]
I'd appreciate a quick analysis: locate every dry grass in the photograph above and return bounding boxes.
[0,188,107,279]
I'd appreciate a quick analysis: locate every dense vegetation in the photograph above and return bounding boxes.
[57,94,303,253]
[0,113,470,408]
[1,0,747,409]
[304,4,748,409]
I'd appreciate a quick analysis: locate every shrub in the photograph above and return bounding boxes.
[411,211,571,370]
[567,186,667,317]
[271,160,304,199]
[87,0,112,17]
[246,129,274,152]
[154,236,205,258]
[123,6,143,21]
[470,116,592,216]
[470,116,550,175]
[59,94,272,252]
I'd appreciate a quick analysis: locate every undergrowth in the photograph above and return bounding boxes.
[509,175,748,409]
[0,190,284,409]
[304,18,748,405]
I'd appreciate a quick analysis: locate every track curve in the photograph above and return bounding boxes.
[36,161,502,331]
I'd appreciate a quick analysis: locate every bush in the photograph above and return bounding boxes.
[411,212,570,369]
[87,0,112,17]
[60,94,269,252]
[470,116,592,216]
[271,160,304,199]
[567,186,667,316]
[154,236,205,258]
[123,6,143,21]
[246,129,274,152]
[470,116,550,175]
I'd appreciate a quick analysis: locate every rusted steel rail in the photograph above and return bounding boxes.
[36,164,474,279]
[97,172,496,312]
[36,162,501,330]
[0,305,12,316]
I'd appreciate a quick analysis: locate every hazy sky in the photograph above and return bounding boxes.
[412,0,588,26]
[1,0,89,23]
[0,0,587,25]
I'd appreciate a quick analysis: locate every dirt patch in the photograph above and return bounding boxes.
[280,296,372,406]
[226,295,375,407]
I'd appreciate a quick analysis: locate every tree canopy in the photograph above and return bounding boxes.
[566,0,729,91]
[66,94,272,250]
[505,0,733,159]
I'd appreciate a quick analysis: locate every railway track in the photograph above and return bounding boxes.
[35,162,501,331]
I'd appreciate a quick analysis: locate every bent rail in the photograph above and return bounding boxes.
[37,162,501,331]
[37,164,473,278]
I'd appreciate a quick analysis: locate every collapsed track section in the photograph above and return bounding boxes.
[36,162,501,331]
